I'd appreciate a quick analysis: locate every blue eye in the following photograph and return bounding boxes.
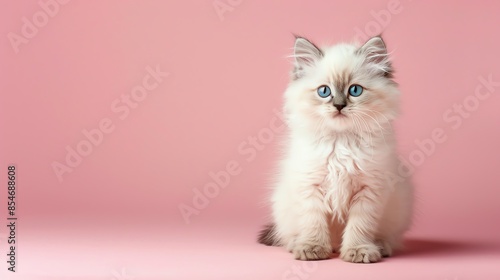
[317,85,331,98]
[348,84,363,97]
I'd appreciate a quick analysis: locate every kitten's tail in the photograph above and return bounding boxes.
[257,223,278,246]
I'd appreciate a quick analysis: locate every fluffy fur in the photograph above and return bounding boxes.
[258,36,413,263]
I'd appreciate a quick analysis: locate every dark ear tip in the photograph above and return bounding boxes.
[293,34,307,42]
[377,35,386,43]
[370,35,384,42]
[364,35,387,49]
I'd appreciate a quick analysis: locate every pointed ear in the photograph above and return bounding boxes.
[292,36,323,79]
[358,36,392,76]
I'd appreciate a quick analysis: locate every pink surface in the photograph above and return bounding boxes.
[1,0,500,279]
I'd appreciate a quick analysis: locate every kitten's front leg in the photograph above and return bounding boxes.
[288,187,332,261]
[340,186,384,263]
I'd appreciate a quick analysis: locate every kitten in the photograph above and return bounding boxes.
[258,35,413,263]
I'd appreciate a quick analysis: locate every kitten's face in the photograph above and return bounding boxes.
[285,36,400,134]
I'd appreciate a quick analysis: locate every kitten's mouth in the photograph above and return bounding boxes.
[333,112,347,118]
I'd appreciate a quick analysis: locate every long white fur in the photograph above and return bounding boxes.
[269,36,413,263]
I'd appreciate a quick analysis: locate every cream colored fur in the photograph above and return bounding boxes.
[267,36,413,263]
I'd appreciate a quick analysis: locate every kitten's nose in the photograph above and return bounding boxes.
[334,104,346,112]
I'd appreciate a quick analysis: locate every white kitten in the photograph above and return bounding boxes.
[258,36,413,263]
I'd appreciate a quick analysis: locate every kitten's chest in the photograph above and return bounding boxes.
[321,136,372,189]
[317,136,373,218]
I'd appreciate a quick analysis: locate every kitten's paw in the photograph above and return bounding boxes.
[340,243,382,263]
[376,240,392,257]
[292,244,332,261]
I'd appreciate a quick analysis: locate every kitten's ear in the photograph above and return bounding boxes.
[358,36,392,76]
[292,36,323,79]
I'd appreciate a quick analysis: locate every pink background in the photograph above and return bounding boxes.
[1,0,500,279]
